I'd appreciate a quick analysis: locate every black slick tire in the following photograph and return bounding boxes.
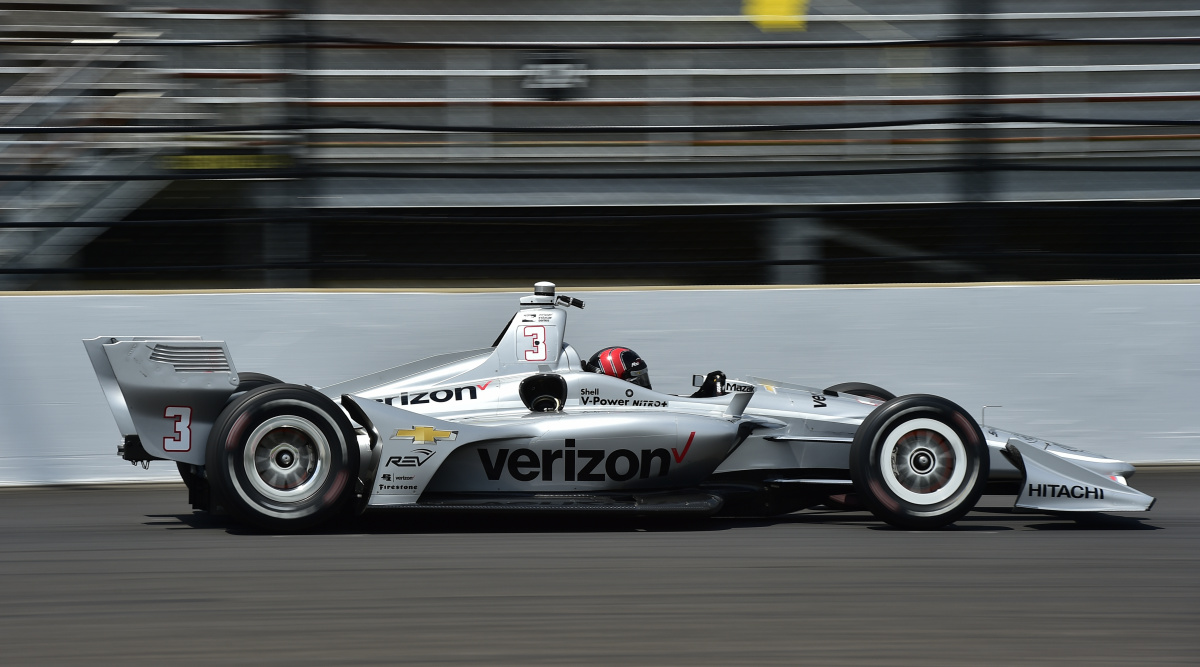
[234,372,283,392]
[178,372,283,510]
[205,383,358,531]
[825,382,896,402]
[850,394,989,530]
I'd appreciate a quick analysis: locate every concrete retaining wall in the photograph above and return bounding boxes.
[2,283,1197,485]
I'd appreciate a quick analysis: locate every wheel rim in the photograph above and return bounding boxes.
[243,415,330,503]
[879,417,968,505]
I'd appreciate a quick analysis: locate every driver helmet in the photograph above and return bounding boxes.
[588,347,651,389]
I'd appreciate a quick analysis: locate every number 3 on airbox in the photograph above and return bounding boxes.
[502,305,566,371]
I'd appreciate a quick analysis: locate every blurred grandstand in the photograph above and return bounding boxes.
[2,0,1199,288]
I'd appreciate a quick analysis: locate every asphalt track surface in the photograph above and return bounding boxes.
[1,471,1197,666]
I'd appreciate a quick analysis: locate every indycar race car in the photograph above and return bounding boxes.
[84,282,1155,531]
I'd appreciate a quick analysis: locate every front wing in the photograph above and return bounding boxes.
[1005,440,1155,513]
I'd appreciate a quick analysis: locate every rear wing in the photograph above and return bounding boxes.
[83,336,240,465]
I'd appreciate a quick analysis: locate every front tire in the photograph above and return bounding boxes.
[825,382,896,402]
[850,394,988,529]
[206,384,358,531]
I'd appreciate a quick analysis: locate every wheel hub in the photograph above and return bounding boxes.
[243,416,331,503]
[878,419,969,506]
[273,446,297,469]
[909,448,935,474]
[256,431,316,491]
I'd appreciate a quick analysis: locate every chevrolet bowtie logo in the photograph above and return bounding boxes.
[390,426,457,444]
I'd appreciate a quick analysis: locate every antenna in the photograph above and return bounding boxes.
[981,405,1002,427]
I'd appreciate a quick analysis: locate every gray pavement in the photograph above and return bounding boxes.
[0,471,1197,665]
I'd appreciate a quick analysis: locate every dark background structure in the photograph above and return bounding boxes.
[3,1,1200,288]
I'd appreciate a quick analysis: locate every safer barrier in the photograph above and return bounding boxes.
[1,282,1196,485]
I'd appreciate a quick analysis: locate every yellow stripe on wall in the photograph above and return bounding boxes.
[743,0,809,31]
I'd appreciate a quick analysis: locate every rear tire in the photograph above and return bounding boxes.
[206,384,358,531]
[825,382,896,402]
[178,372,283,511]
[850,394,988,529]
[234,372,283,392]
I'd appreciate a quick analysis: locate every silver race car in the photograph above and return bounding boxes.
[84,282,1155,531]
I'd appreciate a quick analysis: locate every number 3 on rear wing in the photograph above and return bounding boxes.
[83,336,240,466]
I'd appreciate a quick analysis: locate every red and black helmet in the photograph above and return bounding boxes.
[587,347,651,389]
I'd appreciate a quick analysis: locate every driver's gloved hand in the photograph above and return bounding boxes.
[690,370,727,398]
